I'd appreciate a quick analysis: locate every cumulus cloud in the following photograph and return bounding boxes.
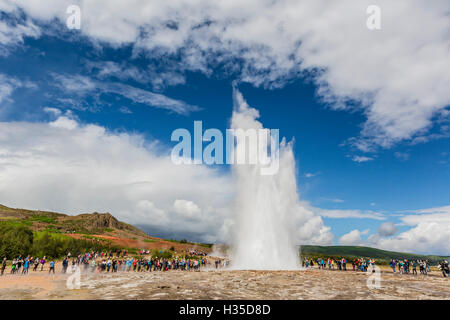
[377,221,398,237]
[173,199,202,219]
[6,0,450,150]
[365,207,450,255]
[0,115,232,242]
[49,116,78,130]
[376,221,450,256]
[339,229,363,246]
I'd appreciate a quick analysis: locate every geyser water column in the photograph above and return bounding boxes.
[231,88,300,270]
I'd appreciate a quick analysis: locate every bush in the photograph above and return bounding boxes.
[27,214,57,224]
[32,231,117,259]
[0,223,118,259]
[151,249,173,259]
[0,224,33,259]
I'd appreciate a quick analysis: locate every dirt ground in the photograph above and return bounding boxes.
[0,265,448,300]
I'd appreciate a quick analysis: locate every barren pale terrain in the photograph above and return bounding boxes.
[0,267,448,300]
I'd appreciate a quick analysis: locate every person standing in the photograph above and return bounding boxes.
[33,258,39,271]
[440,260,449,277]
[49,260,55,274]
[1,257,6,276]
[91,259,96,272]
[11,259,16,274]
[40,256,46,271]
[61,258,68,273]
[16,257,22,274]
[22,259,29,274]
[412,260,418,275]
[390,259,396,273]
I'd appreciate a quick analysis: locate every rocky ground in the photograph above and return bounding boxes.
[0,266,448,300]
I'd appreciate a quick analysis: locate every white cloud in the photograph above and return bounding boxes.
[86,60,186,91]
[376,221,450,256]
[0,74,35,105]
[8,0,450,150]
[173,199,202,219]
[339,229,363,246]
[377,222,397,237]
[332,206,450,255]
[314,207,386,220]
[0,5,40,56]
[49,116,78,130]
[43,107,62,117]
[52,73,199,115]
[0,74,19,104]
[304,173,315,178]
[135,200,168,226]
[0,74,36,119]
[402,205,450,218]
[352,155,373,163]
[367,206,450,255]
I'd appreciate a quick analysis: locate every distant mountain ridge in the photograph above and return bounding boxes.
[300,245,449,264]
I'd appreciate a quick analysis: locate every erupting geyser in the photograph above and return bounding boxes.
[231,88,300,270]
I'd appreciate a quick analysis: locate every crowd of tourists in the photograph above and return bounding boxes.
[302,257,360,271]
[389,259,428,275]
[2,251,448,278]
[1,249,212,276]
[302,257,449,277]
[138,249,208,256]
[390,259,449,277]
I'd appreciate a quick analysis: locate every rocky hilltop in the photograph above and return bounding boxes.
[0,204,211,253]
[0,204,145,236]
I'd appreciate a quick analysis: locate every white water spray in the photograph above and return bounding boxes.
[231,88,300,270]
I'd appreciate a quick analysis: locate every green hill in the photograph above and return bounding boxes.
[300,245,449,264]
[0,204,212,259]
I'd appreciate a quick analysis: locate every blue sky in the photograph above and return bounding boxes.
[0,1,449,255]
